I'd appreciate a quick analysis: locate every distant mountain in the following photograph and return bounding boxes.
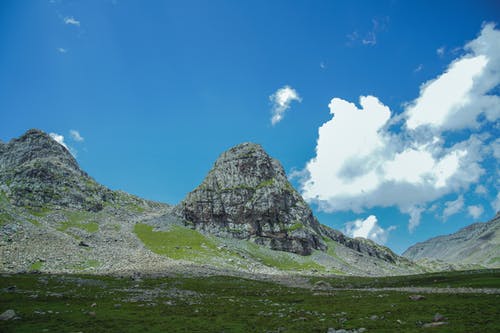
[403,213,500,268]
[0,129,421,276]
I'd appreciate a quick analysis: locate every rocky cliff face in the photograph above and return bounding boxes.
[403,213,500,268]
[174,143,326,255]
[0,129,150,211]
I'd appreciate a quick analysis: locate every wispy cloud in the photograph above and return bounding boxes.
[269,85,302,125]
[442,195,464,220]
[414,64,424,73]
[436,46,445,57]
[362,31,377,46]
[348,17,388,47]
[69,130,84,142]
[64,16,80,26]
[57,47,68,54]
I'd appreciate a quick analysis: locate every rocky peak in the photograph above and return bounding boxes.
[175,142,326,255]
[0,129,106,211]
[0,129,79,172]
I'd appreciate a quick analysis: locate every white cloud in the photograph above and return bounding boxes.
[49,132,76,157]
[362,31,376,46]
[437,46,446,57]
[467,204,484,219]
[405,23,500,131]
[299,24,500,231]
[414,64,424,73]
[300,95,481,226]
[64,16,80,26]
[475,184,488,195]
[493,192,500,213]
[269,86,301,125]
[49,133,68,149]
[57,47,68,54]
[492,138,500,160]
[344,215,396,245]
[442,195,464,220]
[69,130,84,142]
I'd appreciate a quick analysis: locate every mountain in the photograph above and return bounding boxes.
[403,213,500,268]
[0,129,154,212]
[174,143,326,255]
[0,129,420,276]
[174,142,401,263]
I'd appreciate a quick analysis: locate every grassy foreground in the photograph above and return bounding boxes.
[0,270,499,332]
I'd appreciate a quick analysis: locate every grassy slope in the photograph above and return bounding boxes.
[0,270,499,332]
[310,269,500,289]
[134,223,328,272]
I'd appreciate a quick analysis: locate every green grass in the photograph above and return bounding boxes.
[57,221,99,233]
[135,223,330,272]
[0,212,13,226]
[245,242,325,272]
[26,207,52,217]
[56,211,99,233]
[26,218,41,226]
[29,261,44,271]
[287,222,304,232]
[0,271,499,332]
[134,224,221,261]
[488,257,500,264]
[256,178,274,189]
[309,269,500,289]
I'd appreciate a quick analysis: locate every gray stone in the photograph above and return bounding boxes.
[408,294,425,301]
[422,321,448,328]
[433,313,445,322]
[0,309,16,320]
[312,280,332,291]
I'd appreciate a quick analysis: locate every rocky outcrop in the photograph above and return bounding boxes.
[320,225,399,263]
[403,213,500,268]
[174,143,326,255]
[0,129,154,211]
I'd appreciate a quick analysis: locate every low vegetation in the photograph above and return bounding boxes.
[0,270,499,332]
[134,223,221,261]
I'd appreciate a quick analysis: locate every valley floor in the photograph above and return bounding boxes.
[0,269,499,332]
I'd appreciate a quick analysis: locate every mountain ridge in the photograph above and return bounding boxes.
[0,129,422,276]
[403,213,500,268]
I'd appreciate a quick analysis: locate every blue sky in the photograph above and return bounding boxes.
[1,0,499,253]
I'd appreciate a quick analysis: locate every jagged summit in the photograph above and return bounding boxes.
[0,129,79,172]
[175,142,326,255]
[0,129,150,212]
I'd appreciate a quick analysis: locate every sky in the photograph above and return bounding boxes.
[1,0,499,254]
